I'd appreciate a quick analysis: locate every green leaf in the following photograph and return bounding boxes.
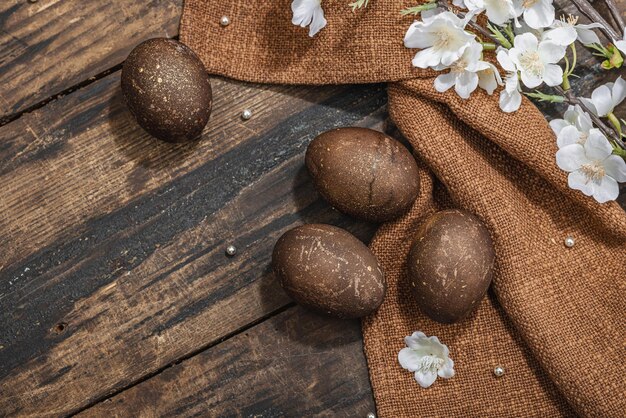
[349,0,370,11]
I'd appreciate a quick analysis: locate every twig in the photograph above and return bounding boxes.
[604,0,625,34]
[438,0,626,151]
[571,0,620,40]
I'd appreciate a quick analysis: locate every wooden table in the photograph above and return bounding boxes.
[0,1,623,416]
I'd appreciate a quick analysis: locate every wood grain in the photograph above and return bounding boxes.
[1,1,625,417]
[0,0,182,122]
[0,70,384,415]
[80,306,376,418]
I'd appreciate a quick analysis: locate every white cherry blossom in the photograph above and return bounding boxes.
[549,105,593,148]
[434,42,492,98]
[556,129,626,203]
[497,49,523,112]
[398,332,455,388]
[404,11,476,69]
[518,0,555,30]
[543,15,603,46]
[508,33,565,88]
[292,0,327,37]
[580,77,626,117]
[465,0,520,26]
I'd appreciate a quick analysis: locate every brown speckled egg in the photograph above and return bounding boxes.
[272,224,386,319]
[121,38,212,142]
[305,127,420,223]
[407,210,495,324]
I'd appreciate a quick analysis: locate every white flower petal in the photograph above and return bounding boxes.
[438,358,455,378]
[556,144,589,172]
[550,118,570,135]
[542,63,564,87]
[497,50,516,72]
[590,85,613,116]
[514,32,539,52]
[398,348,423,372]
[616,39,626,55]
[557,125,584,148]
[291,0,326,37]
[593,175,619,203]
[412,48,441,69]
[543,27,577,46]
[434,72,457,93]
[520,69,542,88]
[404,23,437,49]
[579,97,599,116]
[611,76,626,109]
[414,371,438,388]
[499,89,522,112]
[576,25,602,45]
[523,1,555,30]
[603,155,626,182]
[584,129,613,160]
[478,65,500,95]
[308,7,327,37]
[568,170,595,196]
[538,41,566,64]
[455,71,479,99]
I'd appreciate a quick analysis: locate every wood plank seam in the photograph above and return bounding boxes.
[68,302,297,416]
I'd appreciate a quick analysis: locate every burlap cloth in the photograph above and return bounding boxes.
[180,1,626,416]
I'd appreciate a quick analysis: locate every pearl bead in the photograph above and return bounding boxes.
[367,413,376,418]
[493,366,505,377]
[241,109,253,120]
[225,245,237,256]
[564,236,575,248]
[220,16,230,26]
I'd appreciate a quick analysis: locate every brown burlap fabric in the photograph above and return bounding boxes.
[181,1,626,416]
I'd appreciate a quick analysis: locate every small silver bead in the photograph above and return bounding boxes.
[241,109,253,120]
[564,236,575,248]
[220,16,230,26]
[367,413,376,418]
[493,366,505,377]
[225,245,237,256]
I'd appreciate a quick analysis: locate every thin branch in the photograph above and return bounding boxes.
[604,0,625,34]
[571,0,620,40]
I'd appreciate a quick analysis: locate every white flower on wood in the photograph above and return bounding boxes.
[404,11,476,69]
[549,105,594,149]
[556,129,626,203]
[543,15,603,46]
[434,42,494,98]
[398,331,455,388]
[292,0,327,37]
[580,77,626,117]
[465,0,520,26]
[508,33,565,88]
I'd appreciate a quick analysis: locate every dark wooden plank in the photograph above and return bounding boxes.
[79,306,376,417]
[0,0,182,122]
[0,71,384,416]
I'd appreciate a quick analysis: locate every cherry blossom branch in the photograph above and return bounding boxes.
[438,0,625,150]
[604,0,625,33]
[570,0,620,40]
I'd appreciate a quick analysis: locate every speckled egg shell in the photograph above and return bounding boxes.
[407,210,495,324]
[272,224,386,319]
[305,127,420,223]
[121,38,212,142]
